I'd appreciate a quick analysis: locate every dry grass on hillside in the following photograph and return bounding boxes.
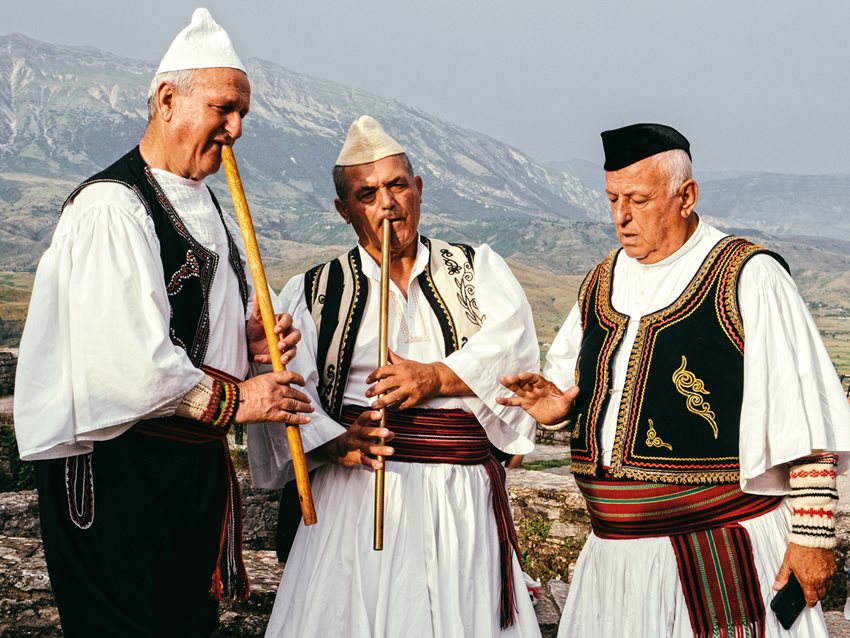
[0,273,34,346]
[260,241,350,292]
[0,253,848,379]
[506,260,581,347]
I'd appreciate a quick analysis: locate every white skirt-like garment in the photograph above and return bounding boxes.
[265,462,542,638]
[557,501,829,637]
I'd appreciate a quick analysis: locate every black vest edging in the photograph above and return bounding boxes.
[61,146,249,368]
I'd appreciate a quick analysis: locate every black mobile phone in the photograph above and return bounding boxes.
[769,572,806,630]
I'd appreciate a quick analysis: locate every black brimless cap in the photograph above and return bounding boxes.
[601,123,691,171]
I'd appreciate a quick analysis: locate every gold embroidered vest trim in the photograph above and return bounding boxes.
[304,236,483,419]
[570,235,788,484]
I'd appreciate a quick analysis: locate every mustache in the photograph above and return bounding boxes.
[211,133,234,147]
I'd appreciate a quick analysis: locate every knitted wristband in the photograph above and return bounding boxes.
[788,452,839,549]
[175,375,222,423]
[211,381,240,431]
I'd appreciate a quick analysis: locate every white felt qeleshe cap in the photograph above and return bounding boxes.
[155,8,246,75]
[335,115,406,166]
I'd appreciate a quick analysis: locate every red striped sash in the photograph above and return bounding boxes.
[132,366,249,602]
[576,473,783,638]
[341,406,519,629]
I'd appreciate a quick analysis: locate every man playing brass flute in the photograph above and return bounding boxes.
[249,115,542,636]
[13,9,312,637]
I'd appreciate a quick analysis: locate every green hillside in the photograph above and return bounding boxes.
[0,272,34,346]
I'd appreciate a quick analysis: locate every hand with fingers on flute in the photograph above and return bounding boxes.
[240,293,313,426]
[313,409,394,470]
[366,351,470,411]
[315,354,472,469]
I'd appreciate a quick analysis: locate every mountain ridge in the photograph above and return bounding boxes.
[0,33,607,223]
[0,33,848,368]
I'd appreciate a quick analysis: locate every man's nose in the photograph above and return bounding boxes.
[612,198,631,225]
[225,113,243,141]
[378,186,397,209]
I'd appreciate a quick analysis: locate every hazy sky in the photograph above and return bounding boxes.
[5,1,850,174]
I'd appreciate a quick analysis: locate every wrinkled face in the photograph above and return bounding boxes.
[334,155,423,261]
[164,67,251,180]
[605,155,696,264]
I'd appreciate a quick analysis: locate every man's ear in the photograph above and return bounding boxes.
[156,82,178,122]
[679,179,698,218]
[415,175,423,197]
[334,198,350,224]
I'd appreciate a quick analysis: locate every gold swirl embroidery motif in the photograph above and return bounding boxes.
[645,419,672,451]
[672,356,718,439]
[571,413,582,439]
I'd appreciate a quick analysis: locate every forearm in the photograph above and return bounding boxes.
[432,361,472,397]
[311,434,348,464]
[788,452,839,549]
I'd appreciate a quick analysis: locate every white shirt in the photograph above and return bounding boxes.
[249,240,539,488]
[14,173,251,460]
[544,220,850,493]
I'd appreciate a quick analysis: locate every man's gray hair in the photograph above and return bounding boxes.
[146,69,200,120]
[654,149,694,196]
[332,153,415,201]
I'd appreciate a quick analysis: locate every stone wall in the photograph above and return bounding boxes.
[0,348,17,396]
[0,475,576,637]
[2,469,849,637]
[0,422,34,492]
[240,475,280,550]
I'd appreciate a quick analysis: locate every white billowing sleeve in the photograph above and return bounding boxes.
[443,245,539,455]
[14,185,203,460]
[247,274,346,489]
[542,303,582,390]
[738,254,850,494]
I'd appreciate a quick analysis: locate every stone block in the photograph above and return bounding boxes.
[534,587,561,638]
[0,490,39,538]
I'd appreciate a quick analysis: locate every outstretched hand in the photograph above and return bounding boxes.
[773,542,836,607]
[497,372,579,425]
[246,293,300,366]
[315,410,395,471]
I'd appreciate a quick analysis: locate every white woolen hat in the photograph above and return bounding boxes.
[155,8,246,74]
[335,115,406,166]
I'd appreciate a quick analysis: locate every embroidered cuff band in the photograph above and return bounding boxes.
[212,381,240,431]
[175,375,240,432]
[788,452,839,550]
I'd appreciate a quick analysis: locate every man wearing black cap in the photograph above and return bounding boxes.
[499,123,850,637]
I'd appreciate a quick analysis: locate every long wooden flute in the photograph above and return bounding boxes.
[374,218,391,550]
[220,144,317,526]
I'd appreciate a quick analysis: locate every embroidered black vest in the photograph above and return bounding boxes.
[61,146,249,368]
[570,236,789,484]
[303,236,483,419]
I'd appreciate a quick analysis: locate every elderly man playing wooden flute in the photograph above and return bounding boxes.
[249,115,542,637]
[499,123,850,638]
[13,9,312,637]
